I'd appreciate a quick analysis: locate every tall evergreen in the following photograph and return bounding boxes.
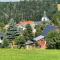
[6,18,19,41]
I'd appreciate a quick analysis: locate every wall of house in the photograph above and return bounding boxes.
[37,39,47,49]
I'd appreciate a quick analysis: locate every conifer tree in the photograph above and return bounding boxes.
[6,18,19,41]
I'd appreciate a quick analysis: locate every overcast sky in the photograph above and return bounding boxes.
[0,0,21,2]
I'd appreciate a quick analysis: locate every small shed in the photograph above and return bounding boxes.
[34,35,46,49]
[25,40,34,49]
[0,32,4,47]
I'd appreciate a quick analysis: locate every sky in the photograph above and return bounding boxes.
[0,0,21,2]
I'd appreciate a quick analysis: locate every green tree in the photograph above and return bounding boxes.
[3,39,9,48]
[15,35,25,48]
[45,31,60,49]
[52,12,60,26]
[35,23,48,36]
[23,24,34,41]
[35,25,43,36]
[6,18,19,41]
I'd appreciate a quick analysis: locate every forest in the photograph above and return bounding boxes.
[0,0,58,27]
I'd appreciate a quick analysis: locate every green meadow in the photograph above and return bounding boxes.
[0,49,60,60]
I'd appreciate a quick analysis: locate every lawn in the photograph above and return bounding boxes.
[0,48,60,60]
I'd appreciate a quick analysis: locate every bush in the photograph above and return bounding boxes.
[3,40,9,48]
[45,31,60,49]
[15,35,25,48]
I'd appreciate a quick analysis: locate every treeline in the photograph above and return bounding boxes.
[0,0,57,26]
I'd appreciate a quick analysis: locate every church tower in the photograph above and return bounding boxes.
[41,11,50,22]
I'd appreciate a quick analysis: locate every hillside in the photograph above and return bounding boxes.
[0,1,57,25]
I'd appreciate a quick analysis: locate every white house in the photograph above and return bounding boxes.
[16,21,36,34]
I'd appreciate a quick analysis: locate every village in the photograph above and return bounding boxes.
[0,10,59,49]
[0,0,60,60]
[0,0,60,50]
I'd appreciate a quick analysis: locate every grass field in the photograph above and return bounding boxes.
[0,49,60,60]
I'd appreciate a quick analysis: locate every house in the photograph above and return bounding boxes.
[4,20,36,36]
[16,21,36,34]
[25,40,35,49]
[34,35,47,49]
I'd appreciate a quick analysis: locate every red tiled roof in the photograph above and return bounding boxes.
[17,21,33,26]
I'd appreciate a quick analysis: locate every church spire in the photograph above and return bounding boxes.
[41,11,49,22]
[43,11,47,17]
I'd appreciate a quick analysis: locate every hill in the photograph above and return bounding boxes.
[0,0,57,28]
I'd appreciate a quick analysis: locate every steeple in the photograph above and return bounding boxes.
[43,11,47,17]
[41,11,49,22]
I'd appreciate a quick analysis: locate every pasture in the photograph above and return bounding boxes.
[0,49,60,60]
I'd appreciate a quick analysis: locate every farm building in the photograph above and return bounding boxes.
[25,40,35,49]
[34,35,47,49]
